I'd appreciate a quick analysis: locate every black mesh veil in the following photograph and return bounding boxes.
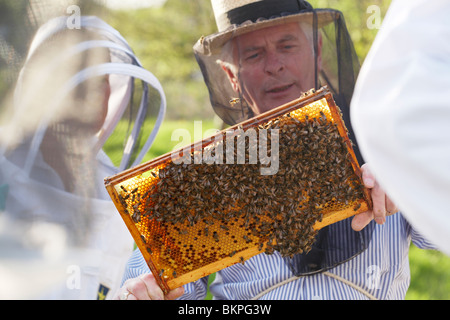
[285,220,375,276]
[193,3,373,275]
[318,10,363,165]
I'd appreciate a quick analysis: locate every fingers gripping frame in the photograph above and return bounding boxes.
[104,86,371,294]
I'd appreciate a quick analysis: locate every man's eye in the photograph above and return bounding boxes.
[245,52,259,60]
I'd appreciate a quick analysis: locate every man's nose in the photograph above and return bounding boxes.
[264,51,284,75]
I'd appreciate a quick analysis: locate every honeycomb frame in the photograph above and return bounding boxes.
[104,86,372,294]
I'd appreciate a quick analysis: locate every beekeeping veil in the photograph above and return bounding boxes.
[0,8,166,298]
[194,0,373,276]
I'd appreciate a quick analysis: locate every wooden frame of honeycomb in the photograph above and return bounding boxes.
[104,86,372,294]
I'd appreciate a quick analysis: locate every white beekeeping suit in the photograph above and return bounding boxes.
[350,0,450,255]
[0,16,166,299]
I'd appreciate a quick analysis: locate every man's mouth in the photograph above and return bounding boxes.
[266,83,294,94]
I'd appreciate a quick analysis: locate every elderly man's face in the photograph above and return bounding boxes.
[224,22,321,114]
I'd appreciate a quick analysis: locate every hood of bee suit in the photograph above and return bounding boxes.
[0,14,166,245]
[8,15,166,173]
[194,0,364,165]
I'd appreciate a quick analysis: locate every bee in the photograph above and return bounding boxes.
[229,98,240,106]
[243,235,252,243]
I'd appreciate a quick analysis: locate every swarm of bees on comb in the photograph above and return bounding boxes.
[105,87,371,294]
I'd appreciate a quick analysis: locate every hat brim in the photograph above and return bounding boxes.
[194,9,340,56]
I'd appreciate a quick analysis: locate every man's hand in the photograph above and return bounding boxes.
[114,273,184,300]
[351,164,398,231]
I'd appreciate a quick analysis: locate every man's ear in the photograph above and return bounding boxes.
[220,62,240,93]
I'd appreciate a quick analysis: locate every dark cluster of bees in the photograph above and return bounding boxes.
[118,107,366,263]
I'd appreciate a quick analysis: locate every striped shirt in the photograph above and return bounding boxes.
[121,213,435,300]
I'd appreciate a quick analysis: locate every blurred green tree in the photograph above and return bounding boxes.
[108,0,218,120]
